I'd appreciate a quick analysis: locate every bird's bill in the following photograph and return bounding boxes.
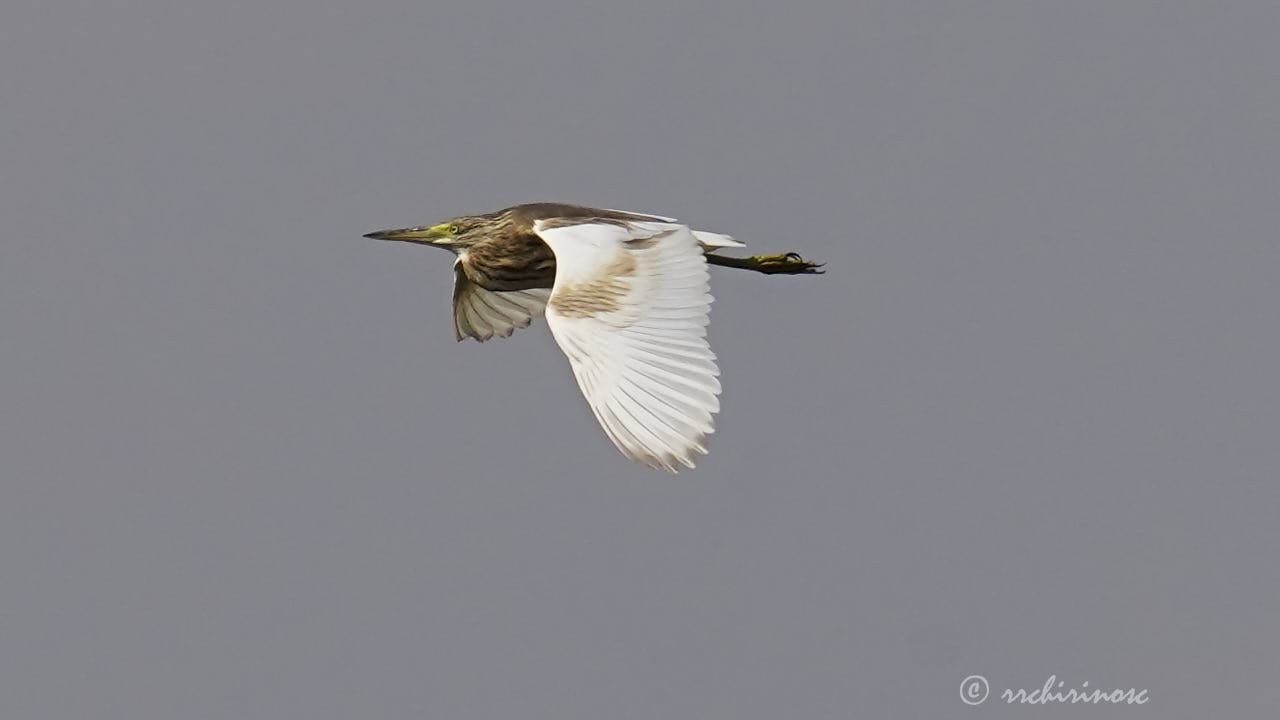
[363,223,454,245]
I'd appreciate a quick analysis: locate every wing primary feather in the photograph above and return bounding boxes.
[617,376,713,441]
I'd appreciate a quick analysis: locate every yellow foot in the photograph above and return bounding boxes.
[748,252,825,274]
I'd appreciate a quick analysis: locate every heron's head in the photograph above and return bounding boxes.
[363,214,492,250]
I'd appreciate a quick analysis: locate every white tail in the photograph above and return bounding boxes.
[692,230,744,248]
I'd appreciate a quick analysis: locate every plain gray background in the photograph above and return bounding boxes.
[2,1,1277,717]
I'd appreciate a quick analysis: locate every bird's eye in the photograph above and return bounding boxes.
[449,225,460,234]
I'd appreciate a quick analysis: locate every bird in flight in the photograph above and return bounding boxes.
[365,203,822,471]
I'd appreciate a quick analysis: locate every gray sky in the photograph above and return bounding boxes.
[2,1,1277,717]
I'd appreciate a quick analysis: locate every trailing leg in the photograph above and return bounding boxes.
[705,251,825,275]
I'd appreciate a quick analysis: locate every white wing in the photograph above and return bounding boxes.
[452,260,550,342]
[534,219,722,471]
